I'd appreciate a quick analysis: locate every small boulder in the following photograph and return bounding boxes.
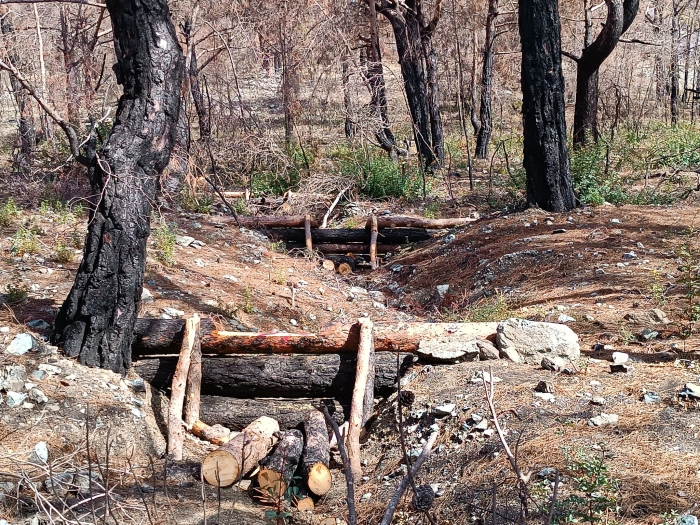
[433,403,456,417]
[2,364,27,391]
[497,318,580,365]
[417,339,479,363]
[175,235,195,247]
[5,333,35,356]
[624,309,670,325]
[477,339,500,361]
[610,363,634,374]
[679,383,700,400]
[29,388,47,404]
[611,352,629,364]
[6,391,27,408]
[589,413,619,427]
[541,356,574,374]
[45,472,74,497]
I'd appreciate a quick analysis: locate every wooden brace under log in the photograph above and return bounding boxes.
[132,319,498,356]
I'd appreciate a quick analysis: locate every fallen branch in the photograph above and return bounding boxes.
[321,404,356,525]
[321,184,352,228]
[379,431,438,525]
[347,317,374,480]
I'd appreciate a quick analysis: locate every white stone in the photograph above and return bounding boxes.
[5,333,34,355]
[29,388,47,404]
[611,352,629,364]
[5,391,27,408]
[29,442,48,464]
[589,413,619,427]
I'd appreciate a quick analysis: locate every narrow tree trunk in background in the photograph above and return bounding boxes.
[671,5,680,125]
[59,5,81,128]
[422,30,444,166]
[0,11,36,170]
[52,0,184,373]
[342,58,356,138]
[572,0,639,146]
[519,0,576,212]
[475,0,497,159]
[366,0,397,154]
[470,31,481,137]
[187,32,210,140]
[280,16,299,147]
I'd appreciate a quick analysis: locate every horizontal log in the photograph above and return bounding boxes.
[286,243,401,254]
[266,228,432,244]
[370,216,479,229]
[134,353,414,397]
[133,320,499,356]
[214,215,320,228]
[199,396,346,431]
[132,319,498,356]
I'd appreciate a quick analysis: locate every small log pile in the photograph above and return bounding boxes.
[213,213,479,273]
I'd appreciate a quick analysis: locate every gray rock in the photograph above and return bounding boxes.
[624,309,670,325]
[30,369,47,381]
[473,418,489,431]
[175,235,195,247]
[27,319,50,330]
[622,251,637,259]
[642,392,661,403]
[535,381,554,394]
[496,318,580,365]
[2,364,27,390]
[45,472,74,497]
[141,287,154,303]
[436,284,449,298]
[679,383,700,400]
[29,388,47,404]
[5,333,35,355]
[417,339,479,363]
[6,391,27,408]
[611,352,629,364]
[541,356,574,373]
[73,471,103,494]
[679,516,698,525]
[640,328,658,341]
[29,442,48,464]
[434,403,456,417]
[477,339,500,360]
[589,413,619,427]
[557,314,575,323]
[590,396,606,406]
[0,481,15,503]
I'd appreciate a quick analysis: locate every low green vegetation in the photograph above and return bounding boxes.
[0,198,20,228]
[11,228,39,256]
[4,281,29,304]
[54,242,74,264]
[151,222,177,266]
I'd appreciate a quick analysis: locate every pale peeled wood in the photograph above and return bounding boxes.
[370,215,478,228]
[294,495,315,511]
[322,259,335,271]
[319,519,348,525]
[347,317,374,481]
[183,315,202,427]
[304,214,313,251]
[202,416,279,487]
[167,314,199,460]
[190,419,231,445]
[369,215,378,269]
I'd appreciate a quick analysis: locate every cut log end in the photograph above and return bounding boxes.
[257,468,286,497]
[295,496,315,512]
[307,462,332,496]
[322,259,335,271]
[202,450,239,487]
[337,262,353,275]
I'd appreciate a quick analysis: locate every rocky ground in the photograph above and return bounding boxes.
[0,200,699,525]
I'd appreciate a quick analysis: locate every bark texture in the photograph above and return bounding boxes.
[519,0,576,212]
[475,0,498,159]
[258,429,304,496]
[301,410,332,496]
[134,352,413,398]
[52,0,184,373]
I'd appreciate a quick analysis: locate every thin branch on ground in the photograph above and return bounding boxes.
[320,404,357,525]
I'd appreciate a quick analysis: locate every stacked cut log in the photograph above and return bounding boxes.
[212,214,478,272]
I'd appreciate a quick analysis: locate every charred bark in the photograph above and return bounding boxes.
[519,0,576,211]
[671,6,680,125]
[52,0,184,373]
[342,59,356,138]
[475,0,498,159]
[572,0,639,145]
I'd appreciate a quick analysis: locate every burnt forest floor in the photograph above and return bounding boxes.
[0,175,699,525]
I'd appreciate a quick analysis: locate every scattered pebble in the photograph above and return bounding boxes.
[589,413,619,427]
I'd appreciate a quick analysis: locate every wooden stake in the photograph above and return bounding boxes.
[183,315,202,428]
[167,313,199,460]
[369,215,378,270]
[347,317,374,480]
[304,214,313,252]
[202,416,279,487]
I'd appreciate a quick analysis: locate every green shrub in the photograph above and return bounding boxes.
[11,228,39,256]
[55,242,74,264]
[5,281,29,303]
[179,187,215,213]
[0,198,20,228]
[151,223,177,266]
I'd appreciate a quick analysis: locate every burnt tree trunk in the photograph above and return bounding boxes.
[475,0,497,159]
[519,0,576,212]
[52,0,184,373]
[0,11,36,170]
[572,0,639,146]
[671,4,680,125]
[366,0,397,154]
[422,26,444,166]
[342,58,356,138]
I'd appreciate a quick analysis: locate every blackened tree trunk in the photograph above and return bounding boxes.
[519,0,576,212]
[572,0,639,146]
[378,0,443,170]
[366,0,397,153]
[0,11,36,171]
[475,0,498,159]
[53,0,184,373]
[671,4,680,125]
[184,17,210,140]
[342,58,356,138]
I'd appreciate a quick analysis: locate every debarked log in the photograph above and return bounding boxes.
[199,396,346,431]
[286,243,401,254]
[132,319,498,356]
[134,353,413,397]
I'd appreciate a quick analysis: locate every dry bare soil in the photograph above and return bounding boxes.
[0,198,699,525]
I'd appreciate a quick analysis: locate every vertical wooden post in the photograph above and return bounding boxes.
[369,215,378,269]
[183,314,202,428]
[168,313,199,460]
[347,317,374,481]
[304,214,313,252]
